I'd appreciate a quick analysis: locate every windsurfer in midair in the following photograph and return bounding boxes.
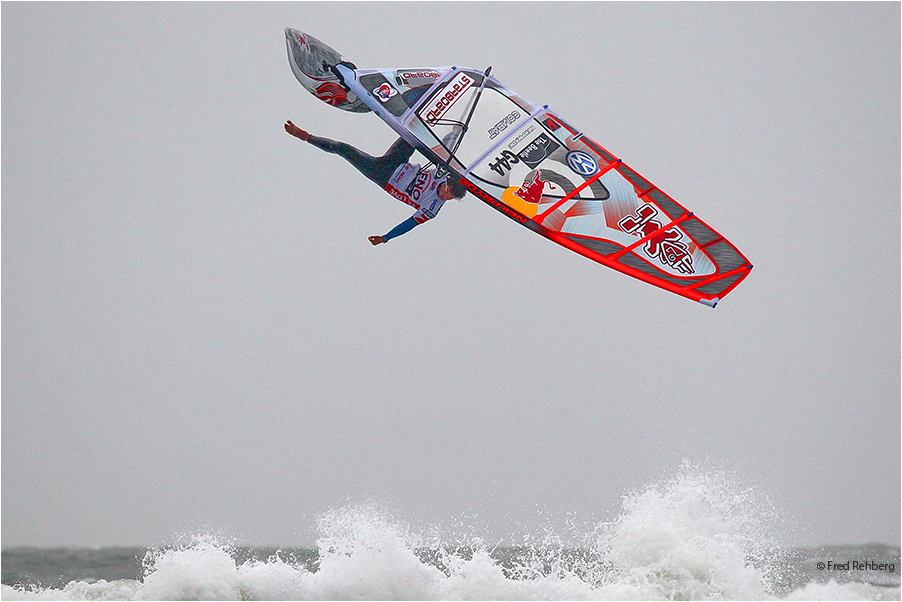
[284,121,466,245]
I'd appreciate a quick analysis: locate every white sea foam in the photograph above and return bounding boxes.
[3,464,898,601]
[592,464,780,599]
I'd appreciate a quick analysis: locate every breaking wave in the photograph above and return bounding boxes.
[3,464,898,600]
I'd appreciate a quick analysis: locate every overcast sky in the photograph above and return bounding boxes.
[3,2,899,549]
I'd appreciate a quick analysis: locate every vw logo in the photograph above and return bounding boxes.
[565,150,599,176]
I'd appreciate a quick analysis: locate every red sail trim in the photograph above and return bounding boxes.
[458,177,530,224]
[687,265,752,291]
[460,177,722,305]
[534,159,621,224]
[543,230,715,304]
[699,236,725,249]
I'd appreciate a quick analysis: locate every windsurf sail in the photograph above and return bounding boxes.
[335,64,752,307]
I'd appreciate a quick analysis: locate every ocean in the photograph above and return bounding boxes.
[2,468,898,601]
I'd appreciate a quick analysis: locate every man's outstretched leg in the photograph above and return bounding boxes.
[284,121,412,188]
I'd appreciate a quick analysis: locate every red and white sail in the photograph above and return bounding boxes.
[338,65,751,307]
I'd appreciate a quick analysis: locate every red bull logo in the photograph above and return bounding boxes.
[515,171,547,205]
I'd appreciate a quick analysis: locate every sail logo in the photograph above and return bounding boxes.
[398,71,441,82]
[421,72,474,124]
[374,83,398,102]
[488,111,521,140]
[619,204,694,274]
[507,125,536,150]
[517,133,560,169]
[515,171,547,205]
[566,151,599,176]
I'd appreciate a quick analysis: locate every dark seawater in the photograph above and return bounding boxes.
[1,547,316,590]
[2,543,899,600]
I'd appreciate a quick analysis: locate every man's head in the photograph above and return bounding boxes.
[438,178,468,201]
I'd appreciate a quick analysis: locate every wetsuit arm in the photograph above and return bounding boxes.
[382,216,419,242]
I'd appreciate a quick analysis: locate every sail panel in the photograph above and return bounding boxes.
[341,65,752,306]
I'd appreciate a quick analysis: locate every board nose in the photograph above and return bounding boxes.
[284,28,307,53]
[285,28,298,49]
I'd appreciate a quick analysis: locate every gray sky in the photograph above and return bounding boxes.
[3,2,899,549]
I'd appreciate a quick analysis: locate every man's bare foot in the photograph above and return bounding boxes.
[284,120,310,141]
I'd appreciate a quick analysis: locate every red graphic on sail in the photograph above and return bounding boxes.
[515,171,547,205]
[619,204,694,274]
